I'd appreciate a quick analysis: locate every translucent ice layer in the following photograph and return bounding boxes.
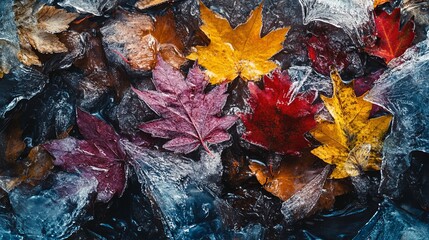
[58,0,119,16]
[123,141,264,239]
[287,65,332,102]
[354,200,429,239]
[0,0,19,76]
[0,65,47,118]
[9,172,97,239]
[298,0,373,45]
[365,32,429,199]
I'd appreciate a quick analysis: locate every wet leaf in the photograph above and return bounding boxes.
[365,8,415,63]
[132,57,238,154]
[240,70,320,155]
[14,0,78,66]
[187,2,289,84]
[101,10,186,71]
[43,109,127,202]
[135,0,173,10]
[309,69,392,179]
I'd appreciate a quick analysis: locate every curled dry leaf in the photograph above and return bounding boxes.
[14,0,78,66]
[187,2,289,84]
[133,57,238,154]
[101,10,186,71]
[309,69,392,179]
[240,70,320,155]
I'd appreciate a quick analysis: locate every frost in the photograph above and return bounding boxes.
[0,0,19,76]
[58,0,119,16]
[365,32,429,199]
[354,200,429,239]
[123,140,264,239]
[298,0,374,45]
[287,65,332,102]
[9,172,97,239]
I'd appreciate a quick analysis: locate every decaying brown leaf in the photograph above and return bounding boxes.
[101,10,186,71]
[14,0,78,66]
[249,153,349,211]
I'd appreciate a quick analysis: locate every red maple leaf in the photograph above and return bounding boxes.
[43,109,127,203]
[365,8,415,63]
[132,57,237,154]
[240,70,320,155]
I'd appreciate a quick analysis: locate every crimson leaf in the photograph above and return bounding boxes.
[240,70,320,155]
[132,57,238,154]
[43,109,127,202]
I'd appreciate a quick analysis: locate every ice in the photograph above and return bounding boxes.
[298,0,374,45]
[281,165,331,225]
[0,65,47,118]
[0,0,19,77]
[58,0,119,16]
[122,140,264,239]
[354,200,429,239]
[22,72,76,146]
[9,172,97,239]
[287,65,332,102]
[365,31,429,199]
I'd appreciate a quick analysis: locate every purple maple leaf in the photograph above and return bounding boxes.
[43,109,127,202]
[132,57,238,154]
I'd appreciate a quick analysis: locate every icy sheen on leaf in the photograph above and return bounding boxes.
[310,69,392,179]
[241,70,320,155]
[133,57,237,154]
[187,2,289,84]
[43,109,127,202]
[365,8,415,63]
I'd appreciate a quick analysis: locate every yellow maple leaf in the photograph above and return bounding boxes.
[187,2,289,84]
[310,69,392,179]
[374,0,390,7]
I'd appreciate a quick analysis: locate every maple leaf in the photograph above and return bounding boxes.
[101,10,186,71]
[43,109,127,202]
[14,0,78,66]
[240,70,320,155]
[309,69,392,179]
[187,2,289,84]
[365,8,415,63]
[373,0,390,7]
[132,57,238,154]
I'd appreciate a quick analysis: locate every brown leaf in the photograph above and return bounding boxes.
[135,0,173,10]
[14,0,78,66]
[101,10,186,71]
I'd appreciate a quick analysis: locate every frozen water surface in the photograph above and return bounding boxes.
[9,172,97,239]
[365,32,429,199]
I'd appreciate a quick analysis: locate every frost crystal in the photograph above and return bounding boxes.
[299,0,374,45]
[365,32,429,199]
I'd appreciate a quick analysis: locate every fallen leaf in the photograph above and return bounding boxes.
[240,70,320,155]
[14,0,78,66]
[101,10,186,71]
[187,2,289,84]
[249,154,348,211]
[309,69,392,179]
[365,8,415,63]
[132,57,238,154]
[43,109,127,202]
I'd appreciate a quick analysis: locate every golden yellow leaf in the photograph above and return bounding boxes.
[310,70,392,179]
[187,2,289,84]
[14,0,78,66]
